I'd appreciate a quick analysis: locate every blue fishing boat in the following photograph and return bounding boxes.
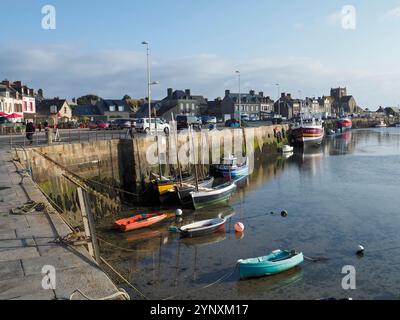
[238,249,304,279]
[214,155,249,178]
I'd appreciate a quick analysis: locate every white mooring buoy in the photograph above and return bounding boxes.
[176,209,183,217]
[357,245,365,255]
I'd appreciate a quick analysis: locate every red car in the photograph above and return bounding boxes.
[89,121,110,130]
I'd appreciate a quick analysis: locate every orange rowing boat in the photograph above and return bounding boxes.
[114,213,168,232]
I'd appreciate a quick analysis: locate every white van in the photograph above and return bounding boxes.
[135,118,170,134]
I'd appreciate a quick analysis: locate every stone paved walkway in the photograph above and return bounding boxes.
[0,149,122,300]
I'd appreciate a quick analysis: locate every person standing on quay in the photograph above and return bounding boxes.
[25,120,35,145]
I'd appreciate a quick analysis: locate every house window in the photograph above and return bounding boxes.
[64,107,67,114]
[191,103,195,110]
[109,105,116,112]
[186,103,189,111]
[118,106,124,112]
[180,103,184,111]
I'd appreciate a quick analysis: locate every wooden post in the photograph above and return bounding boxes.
[77,187,100,264]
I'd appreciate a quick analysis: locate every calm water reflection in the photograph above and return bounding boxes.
[99,128,400,300]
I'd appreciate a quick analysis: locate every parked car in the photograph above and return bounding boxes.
[201,116,217,125]
[241,114,250,122]
[109,118,132,130]
[176,115,202,130]
[225,119,240,128]
[135,118,170,134]
[89,121,110,130]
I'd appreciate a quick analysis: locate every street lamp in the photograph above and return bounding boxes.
[142,41,153,133]
[236,71,241,127]
[275,83,280,118]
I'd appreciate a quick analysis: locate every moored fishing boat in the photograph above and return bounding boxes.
[337,117,352,132]
[176,176,215,205]
[190,181,237,210]
[179,217,227,238]
[281,145,294,153]
[290,118,324,148]
[238,249,304,279]
[376,121,387,128]
[151,172,195,203]
[114,213,168,232]
[214,155,249,178]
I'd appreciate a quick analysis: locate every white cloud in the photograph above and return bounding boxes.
[0,43,399,108]
[383,6,400,20]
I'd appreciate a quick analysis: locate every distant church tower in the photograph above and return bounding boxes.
[330,87,347,100]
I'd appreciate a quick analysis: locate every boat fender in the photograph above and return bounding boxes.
[235,222,245,233]
[356,245,364,255]
[176,209,183,217]
[281,210,288,217]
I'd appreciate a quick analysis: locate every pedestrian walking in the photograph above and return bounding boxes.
[25,120,35,145]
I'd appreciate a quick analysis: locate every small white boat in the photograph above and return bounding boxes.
[376,121,387,128]
[281,145,294,153]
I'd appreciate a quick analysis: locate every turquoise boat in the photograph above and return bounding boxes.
[238,249,304,279]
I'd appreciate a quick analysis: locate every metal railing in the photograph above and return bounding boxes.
[0,128,135,149]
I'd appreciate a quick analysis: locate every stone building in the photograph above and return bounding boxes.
[222,89,273,120]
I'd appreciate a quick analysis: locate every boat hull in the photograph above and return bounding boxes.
[179,218,226,238]
[238,250,304,279]
[190,182,237,210]
[337,118,352,132]
[177,176,215,204]
[114,213,167,232]
[291,127,324,148]
[214,157,250,178]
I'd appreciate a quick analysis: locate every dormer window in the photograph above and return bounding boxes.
[118,105,124,112]
[109,105,116,112]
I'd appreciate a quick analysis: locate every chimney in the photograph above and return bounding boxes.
[14,81,22,87]
[185,89,191,96]
[287,93,292,99]
[281,92,286,98]
[167,88,173,98]
[259,92,264,97]
[2,80,11,87]
[29,88,34,96]
[38,89,43,98]
[249,90,255,95]
[225,89,230,96]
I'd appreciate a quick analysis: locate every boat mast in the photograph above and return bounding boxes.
[155,121,162,178]
[172,113,183,186]
[189,125,199,191]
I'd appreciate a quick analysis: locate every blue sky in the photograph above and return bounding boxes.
[2,0,400,109]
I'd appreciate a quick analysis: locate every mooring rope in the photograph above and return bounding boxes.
[100,256,150,300]
[69,288,130,300]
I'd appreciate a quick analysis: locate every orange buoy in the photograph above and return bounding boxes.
[235,222,245,233]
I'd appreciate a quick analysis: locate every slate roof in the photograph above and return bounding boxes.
[73,104,102,116]
[97,99,130,113]
[36,99,67,114]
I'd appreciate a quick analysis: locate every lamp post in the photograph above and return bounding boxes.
[236,71,241,127]
[142,41,152,133]
[275,83,280,118]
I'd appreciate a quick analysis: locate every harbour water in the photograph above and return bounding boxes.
[99,128,400,300]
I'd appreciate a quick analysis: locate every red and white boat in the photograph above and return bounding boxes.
[337,117,352,132]
[291,118,325,148]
